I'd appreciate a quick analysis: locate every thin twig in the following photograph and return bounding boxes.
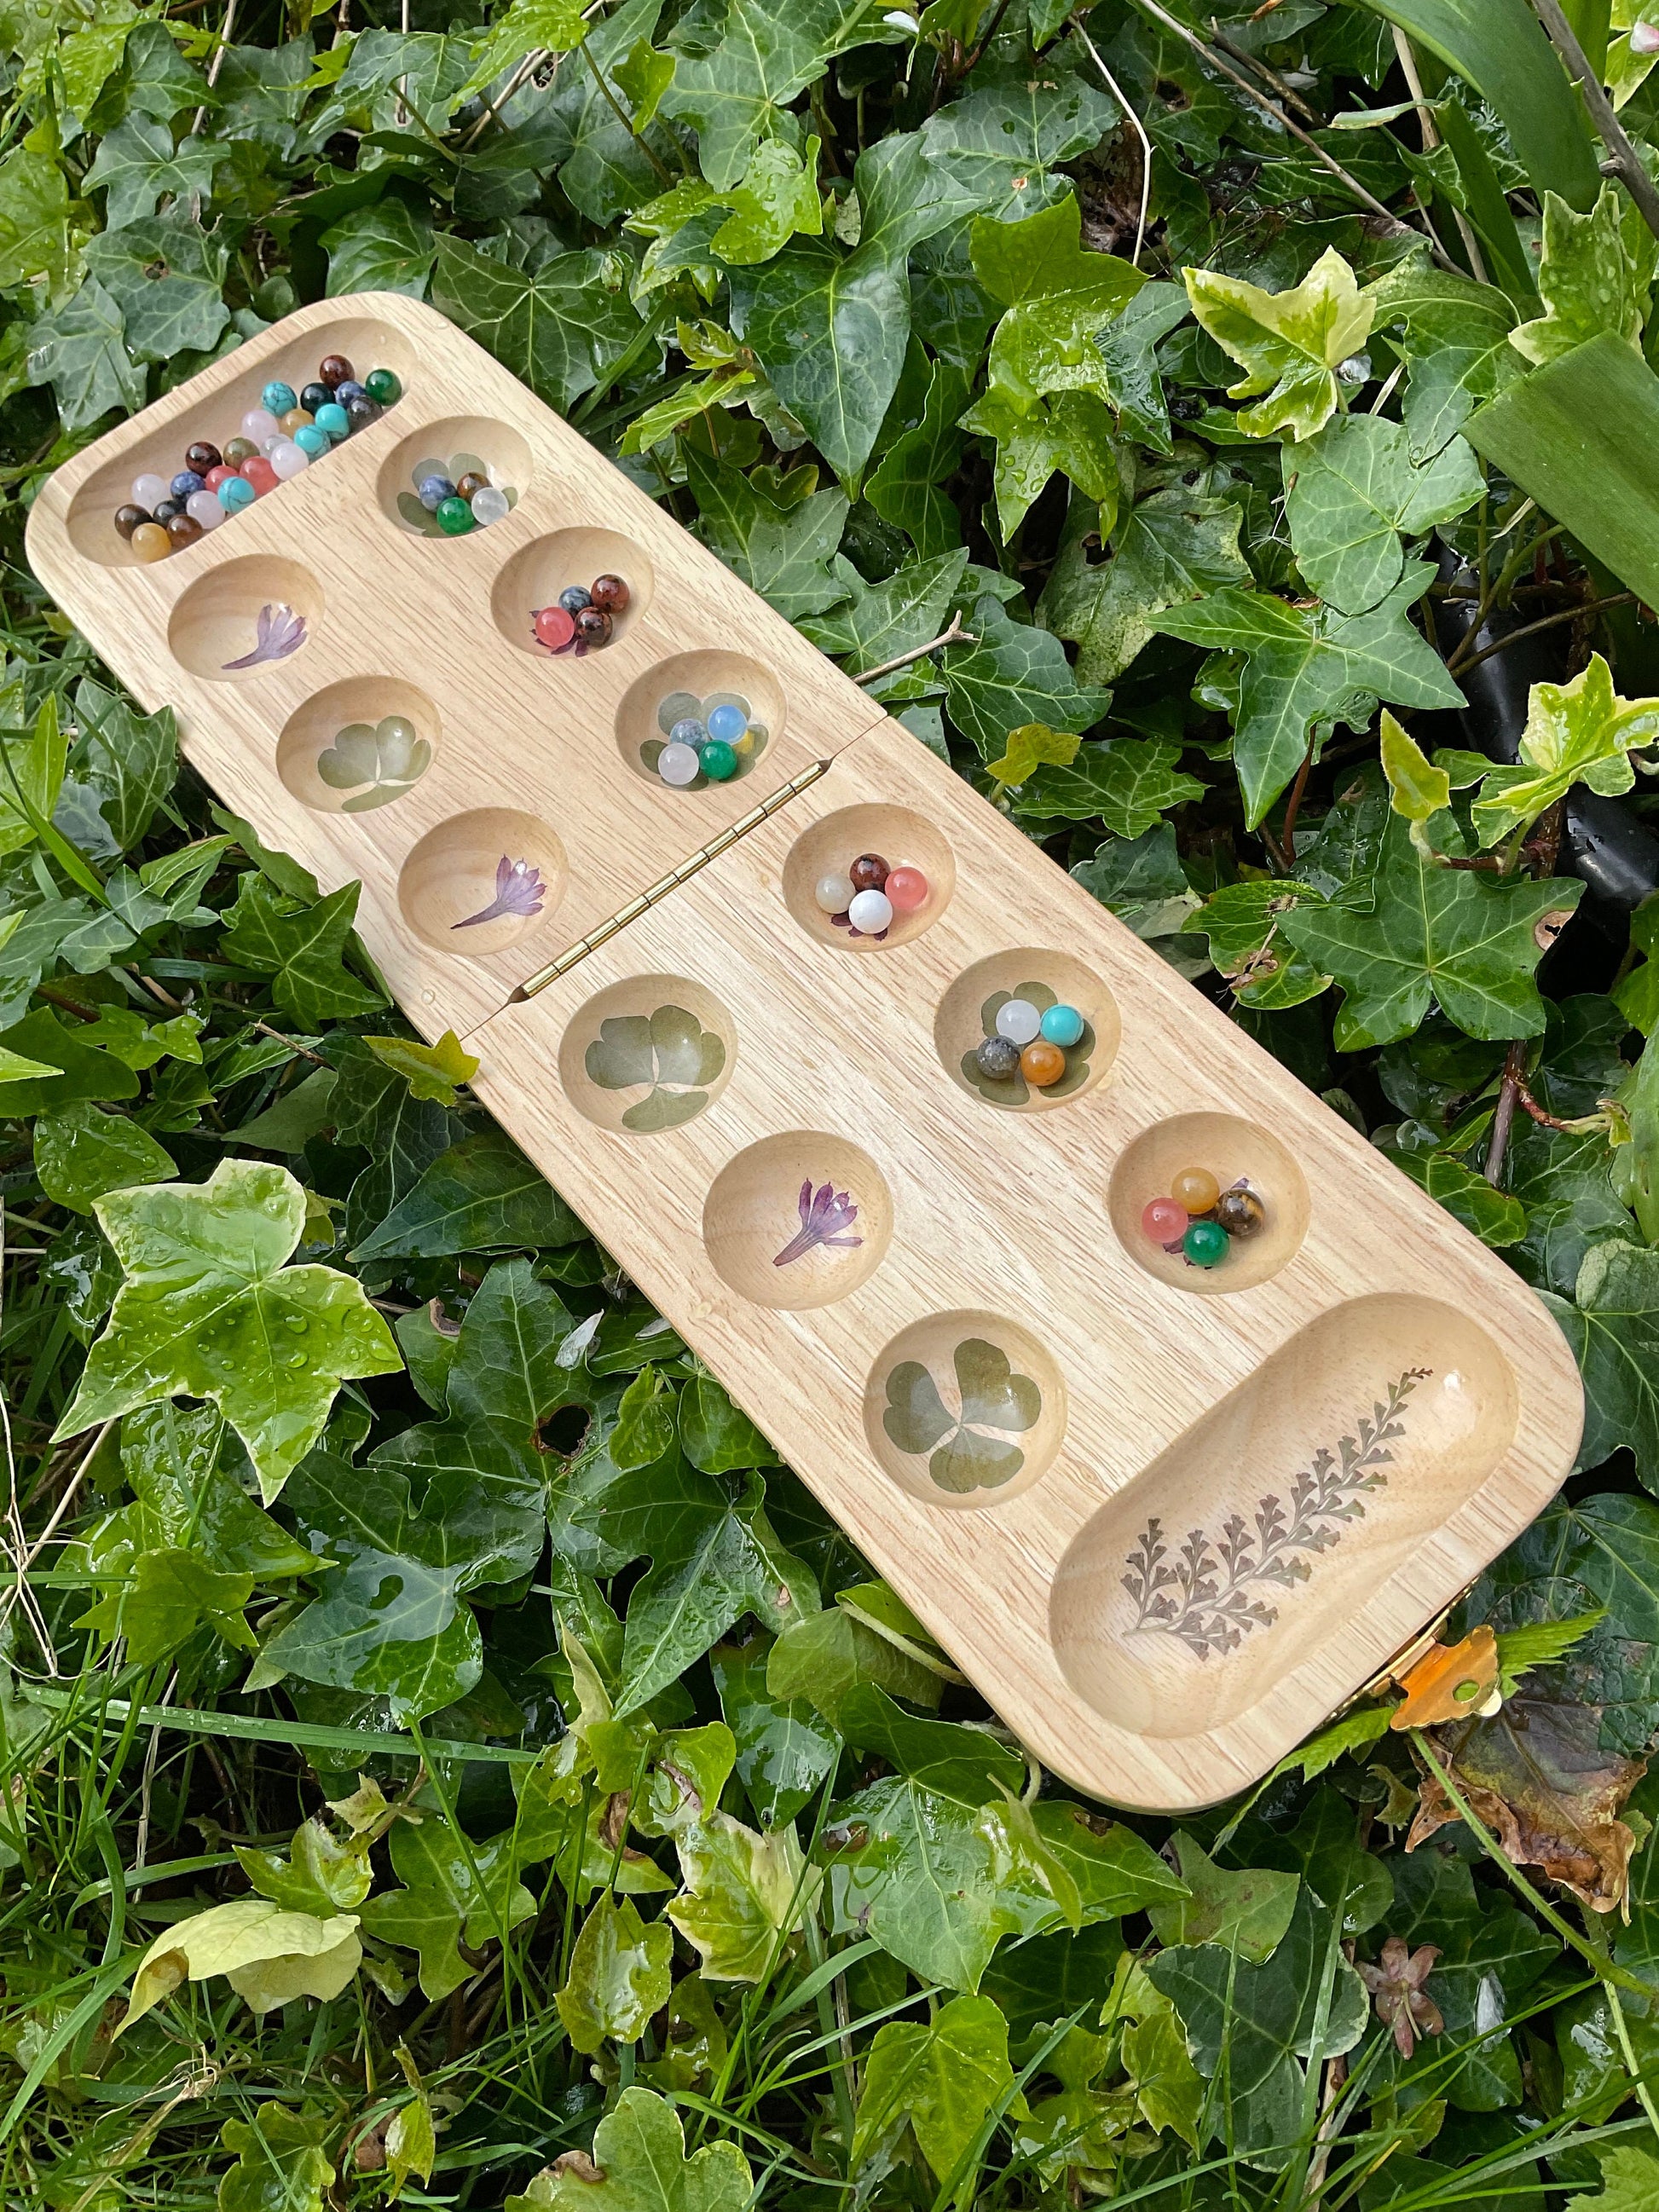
[1391,26,1487,280]
[853,613,976,685]
[1447,593,1638,676]
[251,1019,328,1067]
[1531,0,1659,245]
[191,0,236,137]
[1209,18,1322,125]
[1072,17,1154,268]
[1123,0,1460,271]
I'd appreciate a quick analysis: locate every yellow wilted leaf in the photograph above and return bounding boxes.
[118,1897,362,2034]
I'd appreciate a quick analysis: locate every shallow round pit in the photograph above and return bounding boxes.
[703,1134,891,1311]
[277,677,439,814]
[397,808,566,955]
[616,650,784,788]
[169,557,322,683]
[492,528,655,657]
[1107,1111,1311,1296]
[864,1310,1066,1509]
[934,949,1120,1112]
[560,973,737,1135]
[781,804,956,951]
[377,416,532,539]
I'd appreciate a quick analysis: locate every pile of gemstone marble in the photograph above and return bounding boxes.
[531,573,628,655]
[658,698,753,787]
[413,462,512,535]
[114,355,402,562]
[974,995,1083,1087]
[813,851,930,940]
[1141,1169,1265,1269]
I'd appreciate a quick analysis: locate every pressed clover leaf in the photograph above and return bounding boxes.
[587,1005,727,1130]
[882,1337,1042,1493]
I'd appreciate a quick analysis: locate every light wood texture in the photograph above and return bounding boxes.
[468,715,1582,1811]
[25,293,886,1037]
[29,298,1586,1812]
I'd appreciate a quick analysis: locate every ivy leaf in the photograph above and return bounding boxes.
[362,1029,479,1108]
[72,679,176,853]
[1546,1241,1659,1494]
[1368,254,1522,460]
[972,193,1144,408]
[1014,737,1203,839]
[221,875,384,1028]
[508,2088,750,2212]
[943,596,1112,756]
[711,1639,837,1825]
[80,1546,255,1664]
[54,1161,400,1505]
[1042,488,1248,685]
[84,215,229,363]
[0,143,73,297]
[1156,572,1465,825]
[359,1819,535,1998]
[24,275,145,435]
[853,1993,1013,2181]
[431,236,647,412]
[679,1373,772,1473]
[82,115,228,226]
[767,1603,945,1724]
[1566,2149,1659,2212]
[321,194,436,297]
[352,1127,582,1261]
[1073,823,1202,943]
[799,548,969,672]
[556,1896,673,2052]
[460,0,588,98]
[1179,879,1328,1008]
[660,0,876,189]
[681,443,850,620]
[1095,280,1190,451]
[118,1897,361,2034]
[730,240,910,481]
[1184,246,1374,442]
[668,1811,818,1979]
[1390,1141,1529,1245]
[960,386,1119,540]
[0,1007,138,1114]
[985,722,1080,785]
[918,62,1117,224]
[217,2108,333,2212]
[1379,707,1450,828]
[1283,413,1485,615]
[1472,654,1659,846]
[1147,1834,1297,1962]
[710,136,823,264]
[864,357,972,555]
[1278,813,1581,1048]
[1148,1887,1367,2169]
[263,1449,543,1719]
[1512,183,1655,368]
[33,1102,175,1214]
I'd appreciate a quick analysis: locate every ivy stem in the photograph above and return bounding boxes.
[1484,1041,1528,1186]
[1447,593,1639,678]
[1409,1730,1655,2000]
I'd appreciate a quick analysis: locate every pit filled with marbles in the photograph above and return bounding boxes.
[645,690,768,788]
[113,353,402,561]
[530,572,629,656]
[1141,1169,1266,1271]
[812,851,931,942]
[974,996,1085,1091]
[402,453,515,538]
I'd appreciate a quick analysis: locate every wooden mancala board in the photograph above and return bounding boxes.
[27,292,1586,1814]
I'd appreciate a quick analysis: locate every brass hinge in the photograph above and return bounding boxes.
[509,757,833,1002]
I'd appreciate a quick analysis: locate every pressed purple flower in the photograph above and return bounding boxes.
[453,854,546,929]
[773,1178,863,1268]
[222,602,307,669]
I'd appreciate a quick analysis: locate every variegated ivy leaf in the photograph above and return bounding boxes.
[1472,655,1659,846]
[1184,246,1374,442]
[1511,184,1656,369]
[53,1159,402,1503]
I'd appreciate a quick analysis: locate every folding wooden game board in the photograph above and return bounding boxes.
[27,293,1585,1813]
